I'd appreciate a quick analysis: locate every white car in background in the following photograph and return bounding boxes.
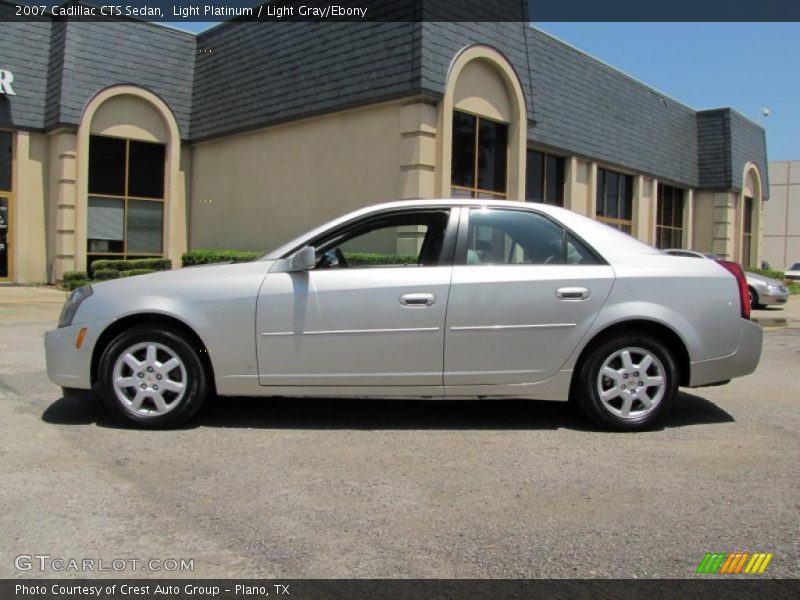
[46,200,762,431]
[785,262,800,282]
[663,249,789,309]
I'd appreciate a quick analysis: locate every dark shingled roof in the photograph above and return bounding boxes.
[0,1,767,194]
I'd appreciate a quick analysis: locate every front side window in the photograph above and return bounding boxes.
[656,184,685,249]
[526,150,565,206]
[596,168,633,233]
[462,208,600,266]
[451,111,508,199]
[314,210,450,269]
[87,135,166,270]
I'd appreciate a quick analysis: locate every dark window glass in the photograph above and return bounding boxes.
[477,118,507,193]
[451,112,508,198]
[656,184,684,249]
[88,136,126,196]
[451,112,476,188]
[526,150,564,206]
[0,131,12,192]
[605,171,618,218]
[465,209,564,265]
[546,155,564,206]
[526,151,544,202]
[596,168,633,233]
[128,141,166,198]
[743,196,754,233]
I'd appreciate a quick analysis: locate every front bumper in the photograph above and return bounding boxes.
[758,289,789,305]
[45,317,115,389]
[688,319,763,387]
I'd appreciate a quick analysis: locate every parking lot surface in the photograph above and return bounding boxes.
[0,286,798,578]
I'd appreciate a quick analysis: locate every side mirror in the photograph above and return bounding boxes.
[288,246,316,272]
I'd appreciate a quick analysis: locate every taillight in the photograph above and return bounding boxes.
[716,259,750,320]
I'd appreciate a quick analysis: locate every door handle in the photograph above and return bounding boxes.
[556,287,590,301]
[400,292,436,307]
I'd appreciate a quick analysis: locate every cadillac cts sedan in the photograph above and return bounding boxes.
[46,200,762,430]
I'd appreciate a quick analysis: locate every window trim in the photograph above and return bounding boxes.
[281,207,460,270]
[86,134,166,264]
[595,167,634,233]
[526,148,566,206]
[454,206,606,267]
[655,183,685,250]
[451,109,509,199]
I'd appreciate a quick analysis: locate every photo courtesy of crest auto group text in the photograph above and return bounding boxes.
[0,0,798,598]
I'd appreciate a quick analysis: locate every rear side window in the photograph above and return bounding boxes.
[462,208,601,266]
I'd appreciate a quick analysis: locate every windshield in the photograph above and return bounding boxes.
[790,263,800,271]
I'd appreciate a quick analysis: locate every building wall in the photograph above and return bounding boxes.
[763,160,800,269]
[189,101,409,253]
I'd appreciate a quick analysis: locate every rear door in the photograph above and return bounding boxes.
[444,207,614,387]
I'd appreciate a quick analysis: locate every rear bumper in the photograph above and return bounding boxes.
[688,319,762,387]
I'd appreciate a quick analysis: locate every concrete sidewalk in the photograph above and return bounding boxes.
[0,285,66,323]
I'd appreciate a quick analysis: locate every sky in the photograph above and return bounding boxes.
[165,21,799,161]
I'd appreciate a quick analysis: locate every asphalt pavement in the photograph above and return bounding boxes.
[0,286,797,578]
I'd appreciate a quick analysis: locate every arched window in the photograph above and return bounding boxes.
[86,134,166,270]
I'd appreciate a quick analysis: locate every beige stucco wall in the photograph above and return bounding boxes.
[190,101,407,252]
[12,131,48,283]
[562,157,594,217]
[763,160,800,269]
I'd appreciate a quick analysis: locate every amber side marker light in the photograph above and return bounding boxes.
[75,327,88,349]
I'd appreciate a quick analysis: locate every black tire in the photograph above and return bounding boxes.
[573,334,679,431]
[749,287,759,310]
[97,326,209,428]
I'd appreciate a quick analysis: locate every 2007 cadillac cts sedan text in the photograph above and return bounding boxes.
[46,200,762,431]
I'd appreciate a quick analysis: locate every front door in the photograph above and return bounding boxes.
[256,208,457,388]
[0,195,10,281]
[444,207,614,387]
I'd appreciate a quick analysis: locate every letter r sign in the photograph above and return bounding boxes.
[0,70,16,95]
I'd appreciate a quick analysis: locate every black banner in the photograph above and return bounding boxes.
[4,579,800,600]
[4,0,800,23]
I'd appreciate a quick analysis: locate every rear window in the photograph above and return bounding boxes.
[790,263,800,271]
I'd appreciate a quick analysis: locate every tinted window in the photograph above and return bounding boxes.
[0,131,12,192]
[128,141,166,198]
[89,136,126,196]
[477,118,507,193]
[316,210,450,268]
[451,112,476,188]
[526,150,564,206]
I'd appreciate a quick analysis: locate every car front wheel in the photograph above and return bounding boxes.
[573,335,678,431]
[98,326,209,428]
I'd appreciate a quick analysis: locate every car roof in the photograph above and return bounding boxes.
[264,199,663,263]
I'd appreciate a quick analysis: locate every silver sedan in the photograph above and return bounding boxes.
[46,200,762,430]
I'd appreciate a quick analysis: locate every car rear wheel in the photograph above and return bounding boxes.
[98,326,208,428]
[573,335,678,431]
[748,287,763,310]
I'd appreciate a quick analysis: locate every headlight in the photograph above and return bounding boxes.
[766,283,784,293]
[58,285,93,328]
